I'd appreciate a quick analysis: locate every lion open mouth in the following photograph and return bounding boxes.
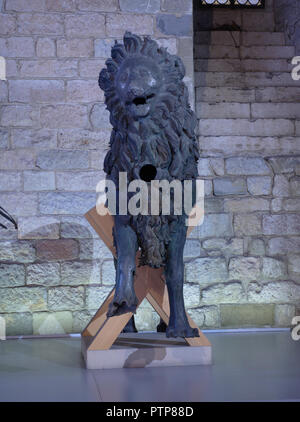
[130,93,155,117]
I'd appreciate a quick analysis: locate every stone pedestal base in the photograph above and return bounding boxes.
[81,332,212,370]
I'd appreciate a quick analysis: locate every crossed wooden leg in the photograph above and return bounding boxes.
[82,206,211,352]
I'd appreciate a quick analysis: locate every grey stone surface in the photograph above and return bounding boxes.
[0,192,37,216]
[101,260,115,286]
[224,198,269,213]
[58,129,109,150]
[18,216,59,240]
[27,263,60,286]
[1,105,38,127]
[78,239,111,260]
[197,158,213,177]
[33,311,73,335]
[0,241,35,263]
[261,257,287,280]
[39,192,96,215]
[156,14,192,36]
[2,312,33,336]
[48,286,85,311]
[185,257,228,286]
[249,239,265,256]
[72,309,96,333]
[225,157,271,176]
[202,238,243,256]
[214,178,247,196]
[90,103,111,130]
[203,198,224,214]
[61,261,101,285]
[9,79,64,102]
[135,308,160,331]
[0,287,47,312]
[60,217,98,239]
[56,171,104,192]
[288,254,300,278]
[24,171,55,191]
[220,304,274,328]
[229,257,261,283]
[120,0,160,13]
[268,237,300,255]
[94,38,115,58]
[183,283,200,308]
[263,214,300,235]
[11,128,57,149]
[273,175,290,197]
[0,172,22,191]
[248,281,300,304]
[290,177,300,196]
[201,282,245,305]
[247,176,272,196]
[77,0,118,12]
[234,214,262,236]
[40,104,88,128]
[106,14,154,37]
[195,213,234,238]
[85,285,112,309]
[268,156,300,174]
[188,306,220,328]
[274,304,295,326]
[183,239,201,259]
[161,0,192,13]
[0,264,25,287]
[0,129,9,149]
[36,150,89,170]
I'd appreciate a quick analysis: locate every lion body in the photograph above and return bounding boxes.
[99,32,199,268]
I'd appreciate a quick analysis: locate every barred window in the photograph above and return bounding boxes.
[199,0,265,8]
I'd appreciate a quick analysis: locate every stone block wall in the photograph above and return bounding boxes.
[190,0,300,328]
[1,0,299,335]
[0,0,194,335]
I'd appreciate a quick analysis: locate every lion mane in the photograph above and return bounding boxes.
[99,32,199,268]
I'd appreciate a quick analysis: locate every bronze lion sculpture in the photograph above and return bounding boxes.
[99,32,200,338]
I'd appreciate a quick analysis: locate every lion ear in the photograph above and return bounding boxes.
[99,69,110,91]
[124,32,142,54]
[111,44,126,64]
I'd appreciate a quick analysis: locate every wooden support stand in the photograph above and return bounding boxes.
[81,206,212,369]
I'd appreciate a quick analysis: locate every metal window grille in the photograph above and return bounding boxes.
[198,0,265,8]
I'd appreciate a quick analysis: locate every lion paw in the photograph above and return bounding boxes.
[107,294,138,317]
[166,324,199,339]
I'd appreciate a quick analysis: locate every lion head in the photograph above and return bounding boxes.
[98,32,199,267]
[99,32,186,120]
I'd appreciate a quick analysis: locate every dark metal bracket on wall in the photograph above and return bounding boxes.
[198,0,265,9]
[0,206,18,229]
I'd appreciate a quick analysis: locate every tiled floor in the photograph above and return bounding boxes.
[0,330,299,402]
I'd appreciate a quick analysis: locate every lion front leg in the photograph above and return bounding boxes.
[164,224,199,338]
[107,217,139,317]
